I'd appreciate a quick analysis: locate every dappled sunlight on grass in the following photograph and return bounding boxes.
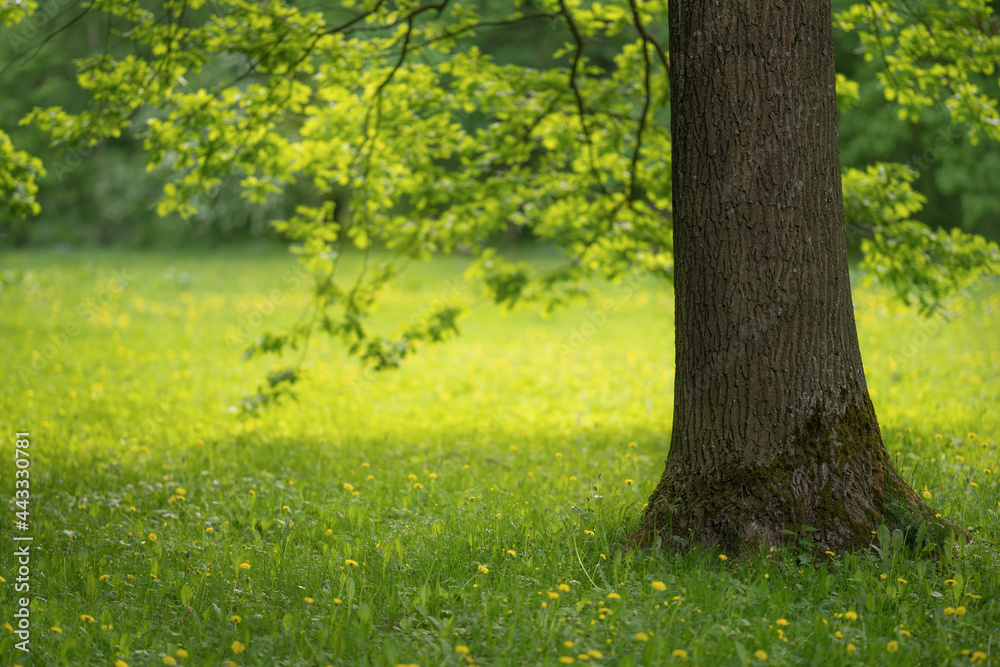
[0,247,997,665]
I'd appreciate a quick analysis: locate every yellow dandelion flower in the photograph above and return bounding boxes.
[205,527,214,534]
[846,644,856,655]
[923,490,932,499]
[585,530,595,536]
[149,533,157,542]
[559,658,575,665]
[577,654,590,661]
[886,641,898,653]
[116,660,129,667]
[413,483,424,489]
[176,649,189,658]
[175,488,186,496]
[239,562,250,571]
[100,574,110,581]
[163,659,177,667]
[635,632,650,642]
[3,623,12,634]
[548,591,560,599]
[754,649,768,661]
[944,607,955,615]
[972,651,987,663]
[672,648,689,661]
[507,549,517,557]
[719,554,728,561]
[845,611,858,621]
[558,583,571,592]
[334,598,342,605]
[955,606,966,615]
[776,618,788,626]
[345,559,358,567]
[897,578,907,584]
[608,592,621,600]
[80,615,95,623]
[304,597,314,604]
[51,626,62,633]
[408,474,418,481]
[455,645,470,655]
[325,528,333,536]
[624,479,634,484]
[835,631,843,639]
[231,640,245,654]
[824,550,835,557]
[588,650,603,659]
[230,615,242,623]
[343,483,354,491]
[944,579,957,586]
[898,629,911,637]
[652,581,667,592]
[564,640,575,648]
[478,565,489,574]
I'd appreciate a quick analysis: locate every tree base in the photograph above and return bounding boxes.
[629,393,968,554]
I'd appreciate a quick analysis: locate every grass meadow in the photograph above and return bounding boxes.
[0,246,998,666]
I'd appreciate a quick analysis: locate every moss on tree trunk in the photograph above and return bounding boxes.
[629,391,967,553]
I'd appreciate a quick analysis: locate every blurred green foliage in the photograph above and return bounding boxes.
[833,0,1000,240]
[2,1,998,246]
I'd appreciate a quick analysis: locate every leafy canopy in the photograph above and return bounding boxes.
[2,0,998,410]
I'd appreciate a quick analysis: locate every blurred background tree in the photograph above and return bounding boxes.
[832,0,1000,243]
[3,0,997,248]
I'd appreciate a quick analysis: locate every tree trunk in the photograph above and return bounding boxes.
[631,0,959,553]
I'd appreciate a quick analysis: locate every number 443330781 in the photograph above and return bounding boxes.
[14,434,30,529]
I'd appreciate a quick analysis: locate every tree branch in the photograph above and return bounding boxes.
[557,0,610,198]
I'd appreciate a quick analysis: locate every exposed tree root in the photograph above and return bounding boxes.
[628,393,970,555]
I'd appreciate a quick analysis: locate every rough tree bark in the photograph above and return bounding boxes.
[630,0,961,553]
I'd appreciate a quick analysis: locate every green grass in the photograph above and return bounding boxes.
[0,246,998,667]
